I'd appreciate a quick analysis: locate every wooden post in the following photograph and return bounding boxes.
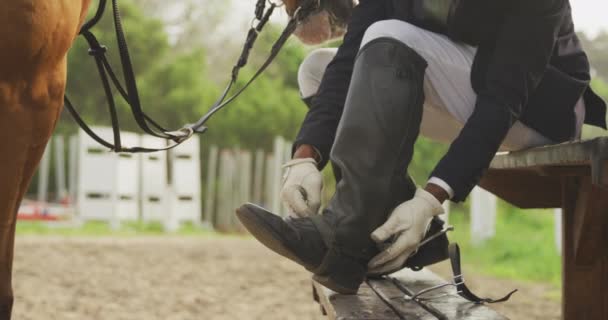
[54,136,67,202]
[37,142,51,203]
[282,141,292,214]
[234,151,252,232]
[265,154,275,209]
[204,145,218,228]
[561,177,608,320]
[68,135,78,205]
[271,137,284,215]
[216,150,235,232]
[253,149,265,205]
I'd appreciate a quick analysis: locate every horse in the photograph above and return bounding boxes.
[0,1,92,317]
[0,0,355,317]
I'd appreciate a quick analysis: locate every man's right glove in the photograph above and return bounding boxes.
[280,158,323,217]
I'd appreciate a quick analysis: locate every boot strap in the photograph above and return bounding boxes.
[448,243,517,304]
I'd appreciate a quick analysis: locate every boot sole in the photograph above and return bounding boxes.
[312,274,358,295]
[236,205,360,295]
[236,205,310,269]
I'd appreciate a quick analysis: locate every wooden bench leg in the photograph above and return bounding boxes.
[562,178,608,320]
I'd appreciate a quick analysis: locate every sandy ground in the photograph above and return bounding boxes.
[12,236,560,320]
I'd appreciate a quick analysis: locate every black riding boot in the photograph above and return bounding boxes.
[238,38,436,293]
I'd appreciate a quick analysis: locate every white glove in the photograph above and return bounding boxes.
[280,158,323,217]
[368,188,444,275]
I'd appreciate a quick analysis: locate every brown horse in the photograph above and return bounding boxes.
[0,1,92,317]
[0,0,355,317]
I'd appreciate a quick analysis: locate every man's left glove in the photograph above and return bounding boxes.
[368,188,445,275]
[280,158,323,217]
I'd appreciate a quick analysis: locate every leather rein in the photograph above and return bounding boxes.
[65,0,321,153]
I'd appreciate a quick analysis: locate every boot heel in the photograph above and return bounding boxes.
[312,248,367,294]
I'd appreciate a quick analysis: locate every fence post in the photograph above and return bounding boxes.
[271,137,284,215]
[216,150,236,231]
[234,150,252,231]
[470,187,497,245]
[54,136,67,202]
[265,154,275,209]
[253,149,265,205]
[441,201,450,225]
[554,208,562,254]
[37,142,51,203]
[204,145,219,229]
[68,135,79,205]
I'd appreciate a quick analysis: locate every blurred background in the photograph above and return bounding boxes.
[12,0,608,319]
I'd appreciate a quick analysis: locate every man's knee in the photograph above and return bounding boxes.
[297,48,336,98]
[361,20,426,51]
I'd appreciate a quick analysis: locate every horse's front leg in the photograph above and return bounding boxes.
[0,0,91,317]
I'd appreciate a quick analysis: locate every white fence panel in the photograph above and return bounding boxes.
[470,186,497,245]
[115,132,141,221]
[76,128,118,223]
[170,135,202,223]
[141,136,169,223]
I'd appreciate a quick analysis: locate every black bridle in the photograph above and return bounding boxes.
[65,0,322,153]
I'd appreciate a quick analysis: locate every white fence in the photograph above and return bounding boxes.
[29,130,566,248]
[76,127,119,224]
[141,136,169,223]
[169,136,202,225]
[30,128,291,232]
[206,137,292,231]
[71,128,201,229]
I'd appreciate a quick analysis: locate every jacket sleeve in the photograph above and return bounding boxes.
[430,0,568,202]
[293,0,391,169]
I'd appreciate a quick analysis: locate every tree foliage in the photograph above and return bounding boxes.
[61,0,309,153]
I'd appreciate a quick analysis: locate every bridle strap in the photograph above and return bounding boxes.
[67,0,321,153]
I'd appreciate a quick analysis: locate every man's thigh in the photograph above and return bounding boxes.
[362,20,554,151]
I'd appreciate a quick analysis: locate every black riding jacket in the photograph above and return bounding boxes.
[294,0,607,202]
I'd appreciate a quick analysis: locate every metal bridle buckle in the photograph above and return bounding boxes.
[164,127,194,142]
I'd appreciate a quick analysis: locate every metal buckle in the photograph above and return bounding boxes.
[164,127,194,142]
[402,272,464,301]
[399,225,460,301]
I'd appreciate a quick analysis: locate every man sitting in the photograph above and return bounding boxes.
[237,0,607,294]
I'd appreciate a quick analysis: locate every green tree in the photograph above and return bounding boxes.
[61,0,310,153]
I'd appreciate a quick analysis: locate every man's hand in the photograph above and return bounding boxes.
[281,156,323,217]
[368,188,444,275]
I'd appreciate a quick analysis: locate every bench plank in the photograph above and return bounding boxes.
[366,278,436,319]
[312,280,400,319]
[488,138,608,177]
[313,269,509,320]
[390,269,509,320]
[480,138,608,208]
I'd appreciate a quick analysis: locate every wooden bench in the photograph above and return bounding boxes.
[480,137,608,320]
[313,268,508,319]
[312,138,608,319]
